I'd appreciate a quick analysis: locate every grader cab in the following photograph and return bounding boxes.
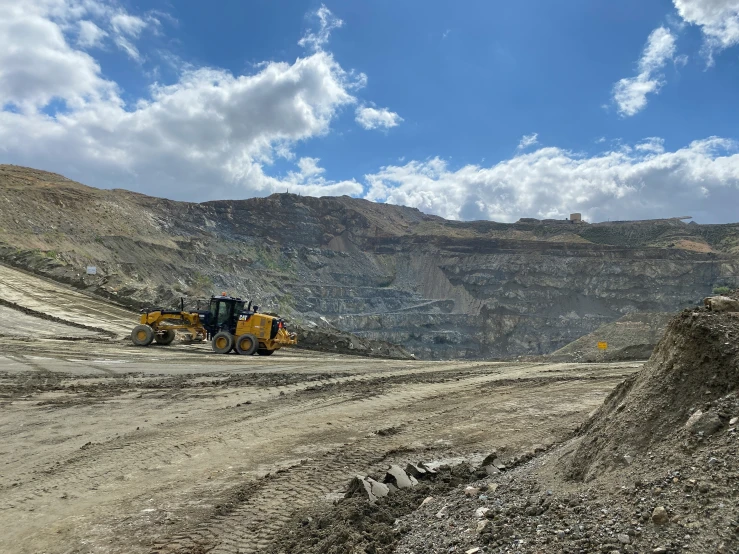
[131,294,297,356]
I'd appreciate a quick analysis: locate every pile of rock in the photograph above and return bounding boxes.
[347,464,427,503]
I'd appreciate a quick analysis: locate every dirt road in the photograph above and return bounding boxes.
[0,335,640,554]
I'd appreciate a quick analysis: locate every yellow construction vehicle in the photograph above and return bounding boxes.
[131,294,297,355]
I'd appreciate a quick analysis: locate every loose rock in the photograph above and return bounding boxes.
[652,506,669,525]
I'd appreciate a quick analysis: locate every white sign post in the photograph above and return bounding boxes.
[86,266,97,275]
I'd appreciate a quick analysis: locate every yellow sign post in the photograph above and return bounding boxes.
[597,342,608,350]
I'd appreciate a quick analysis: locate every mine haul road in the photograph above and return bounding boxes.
[0,265,642,554]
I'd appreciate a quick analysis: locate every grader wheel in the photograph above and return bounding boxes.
[131,325,154,346]
[235,333,258,356]
[155,329,176,345]
[212,331,234,354]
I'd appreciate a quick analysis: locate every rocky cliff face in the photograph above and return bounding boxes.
[1,164,738,359]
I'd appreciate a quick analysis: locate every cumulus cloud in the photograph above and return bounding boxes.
[298,3,343,52]
[0,53,362,199]
[0,1,369,200]
[363,138,739,223]
[517,133,538,150]
[673,0,739,60]
[284,157,362,196]
[612,27,677,117]
[0,2,116,112]
[355,106,403,130]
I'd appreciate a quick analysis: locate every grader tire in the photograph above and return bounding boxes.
[155,329,176,345]
[256,348,275,356]
[131,325,155,346]
[212,331,234,354]
[235,333,258,356]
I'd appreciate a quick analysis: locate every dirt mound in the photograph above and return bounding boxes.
[290,319,415,360]
[565,295,739,481]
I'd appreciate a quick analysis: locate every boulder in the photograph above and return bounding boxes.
[384,465,418,489]
[686,410,723,436]
[703,296,739,313]
[346,475,390,503]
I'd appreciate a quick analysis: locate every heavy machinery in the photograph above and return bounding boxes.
[130,293,297,355]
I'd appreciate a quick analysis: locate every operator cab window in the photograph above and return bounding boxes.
[209,300,232,328]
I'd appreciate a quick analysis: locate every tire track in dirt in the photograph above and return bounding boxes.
[4,355,53,374]
[0,364,510,501]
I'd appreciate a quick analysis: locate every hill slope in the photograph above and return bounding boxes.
[2,164,739,359]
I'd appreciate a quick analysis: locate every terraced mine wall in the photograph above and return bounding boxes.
[2,165,739,359]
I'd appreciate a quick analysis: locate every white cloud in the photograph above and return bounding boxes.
[0,0,160,70]
[0,2,116,112]
[110,12,157,61]
[355,106,403,130]
[77,20,107,48]
[298,3,343,52]
[363,138,739,223]
[673,0,739,60]
[113,35,142,61]
[284,157,361,196]
[110,13,147,37]
[517,133,538,150]
[612,27,677,117]
[635,137,665,153]
[0,2,368,200]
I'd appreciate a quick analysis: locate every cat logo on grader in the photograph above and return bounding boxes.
[130,293,297,356]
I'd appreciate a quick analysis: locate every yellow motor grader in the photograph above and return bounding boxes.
[130,294,297,356]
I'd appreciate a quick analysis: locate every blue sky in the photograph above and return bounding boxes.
[1,0,739,223]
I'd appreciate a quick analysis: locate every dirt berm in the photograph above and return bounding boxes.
[289,319,415,360]
[566,295,739,481]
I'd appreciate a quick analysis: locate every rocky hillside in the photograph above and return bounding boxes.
[2,164,739,359]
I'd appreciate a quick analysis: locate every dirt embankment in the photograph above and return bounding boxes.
[566,299,739,481]
[290,320,415,360]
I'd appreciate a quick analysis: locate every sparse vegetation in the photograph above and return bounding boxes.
[278,292,296,312]
[712,285,732,295]
[255,247,294,273]
[189,272,213,296]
